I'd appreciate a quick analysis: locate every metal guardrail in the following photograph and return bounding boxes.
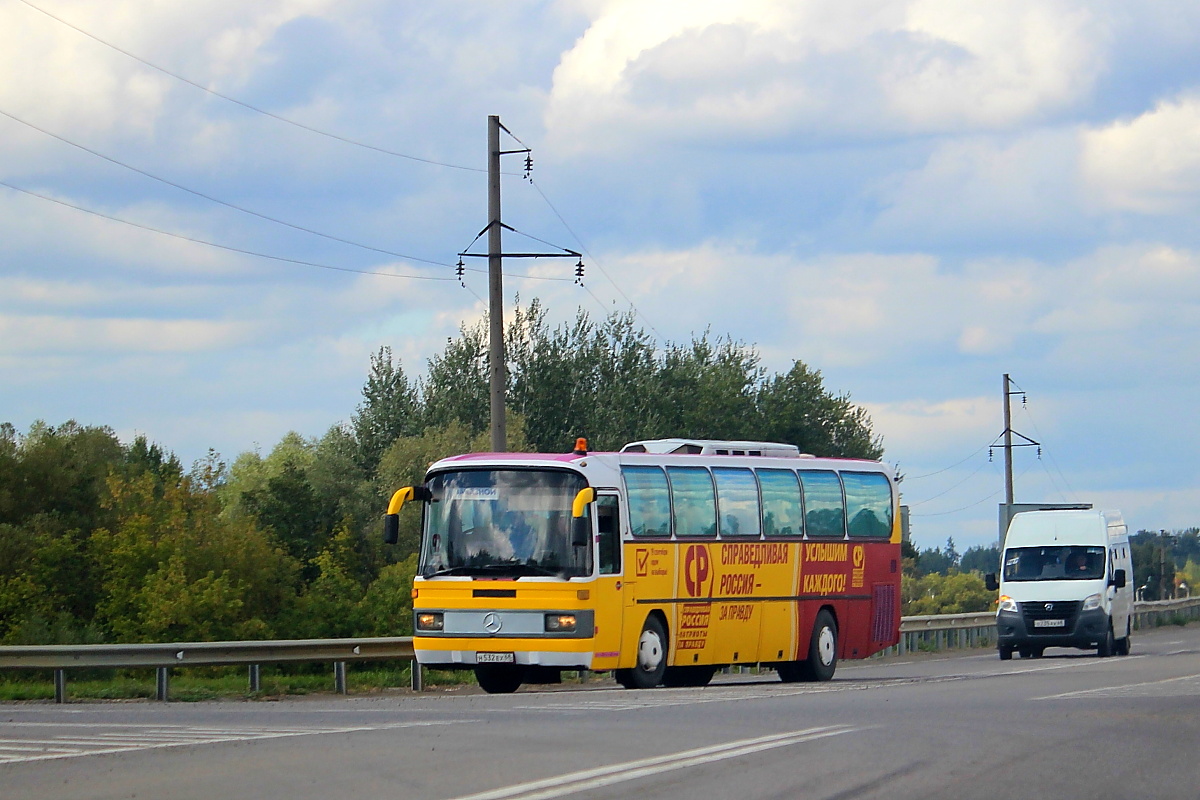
[3,598,1199,701]
[0,637,415,703]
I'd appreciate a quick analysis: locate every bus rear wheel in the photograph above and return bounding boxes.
[475,664,523,694]
[616,616,668,689]
[788,609,838,682]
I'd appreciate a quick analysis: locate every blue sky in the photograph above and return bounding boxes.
[2,0,1199,551]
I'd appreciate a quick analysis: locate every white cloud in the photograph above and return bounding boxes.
[0,314,258,354]
[1081,93,1200,213]
[544,0,1107,153]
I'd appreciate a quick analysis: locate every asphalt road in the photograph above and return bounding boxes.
[3,624,1200,800]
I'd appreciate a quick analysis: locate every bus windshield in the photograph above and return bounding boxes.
[1002,545,1106,582]
[420,469,592,579]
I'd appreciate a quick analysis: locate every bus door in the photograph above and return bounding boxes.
[590,493,625,670]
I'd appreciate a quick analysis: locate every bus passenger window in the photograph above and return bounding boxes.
[714,468,761,537]
[667,467,717,537]
[758,469,803,536]
[597,495,621,575]
[842,472,893,538]
[799,470,846,538]
[622,466,670,537]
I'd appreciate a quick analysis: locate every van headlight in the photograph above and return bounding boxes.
[1082,593,1102,611]
[998,595,1017,613]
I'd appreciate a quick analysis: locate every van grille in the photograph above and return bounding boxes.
[1021,600,1081,635]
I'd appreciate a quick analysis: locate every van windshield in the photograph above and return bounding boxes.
[1003,545,1106,581]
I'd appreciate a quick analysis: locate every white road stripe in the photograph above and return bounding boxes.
[1034,672,1200,700]
[0,719,467,765]
[445,726,862,800]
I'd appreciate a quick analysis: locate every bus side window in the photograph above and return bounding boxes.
[598,495,621,575]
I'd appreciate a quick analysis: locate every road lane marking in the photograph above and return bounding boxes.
[1034,672,1200,700]
[0,720,468,765]
[444,725,862,800]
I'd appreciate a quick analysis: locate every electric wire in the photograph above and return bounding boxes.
[529,178,663,339]
[0,179,454,281]
[906,456,992,508]
[14,0,485,173]
[911,460,1037,518]
[1,179,573,284]
[0,106,451,267]
[1018,404,1078,499]
[904,443,992,481]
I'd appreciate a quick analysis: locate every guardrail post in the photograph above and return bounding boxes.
[334,661,347,694]
[54,669,67,703]
[248,664,261,693]
[156,667,170,702]
[410,660,424,691]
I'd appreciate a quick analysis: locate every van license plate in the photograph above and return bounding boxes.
[1033,619,1065,628]
[477,652,515,663]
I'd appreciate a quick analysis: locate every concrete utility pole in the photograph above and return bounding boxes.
[487,115,505,453]
[1003,373,1014,506]
[459,116,580,452]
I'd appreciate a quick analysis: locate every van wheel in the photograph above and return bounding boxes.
[1097,625,1115,658]
[1117,620,1131,656]
[616,616,667,689]
[999,646,1013,661]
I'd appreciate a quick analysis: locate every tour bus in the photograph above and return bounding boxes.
[383,438,902,693]
[987,509,1134,659]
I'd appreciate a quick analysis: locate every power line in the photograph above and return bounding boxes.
[1018,404,1078,499]
[14,0,485,173]
[0,179,454,281]
[907,457,993,508]
[532,176,667,340]
[1,179,576,285]
[903,443,991,481]
[0,106,451,267]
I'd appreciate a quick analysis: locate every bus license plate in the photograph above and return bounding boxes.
[1033,619,1065,628]
[477,652,515,663]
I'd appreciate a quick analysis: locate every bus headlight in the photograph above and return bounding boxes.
[545,614,577,633]
[1082,593,1102,611]
[998,595,1017,613]
[416,612,444,632]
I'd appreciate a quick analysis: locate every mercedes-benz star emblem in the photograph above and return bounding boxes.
[482,612,503,634]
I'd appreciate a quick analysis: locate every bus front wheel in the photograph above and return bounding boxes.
[475,664,523,694]
[616,616,668,689]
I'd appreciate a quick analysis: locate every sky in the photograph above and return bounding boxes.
[2,0,1199,552]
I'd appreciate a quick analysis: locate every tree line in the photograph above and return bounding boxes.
[0,301,884,646]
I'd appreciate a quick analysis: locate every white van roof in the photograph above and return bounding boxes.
[1006,508,1127,547]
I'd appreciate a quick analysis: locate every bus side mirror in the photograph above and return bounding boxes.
[382,485,432,545]
[985,573,999,592]
[1111,569,1127,589]
[571,516,590,548]
[571,488,595,547]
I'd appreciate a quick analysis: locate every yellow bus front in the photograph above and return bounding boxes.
[386,460,615,693]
